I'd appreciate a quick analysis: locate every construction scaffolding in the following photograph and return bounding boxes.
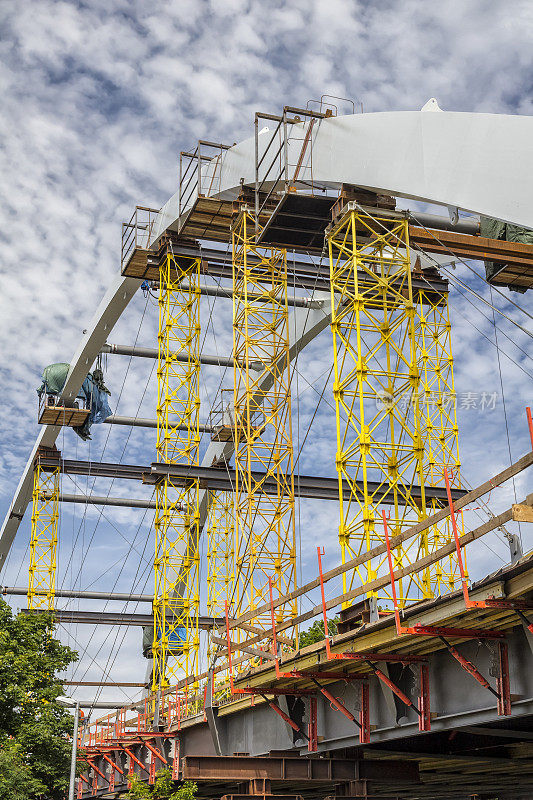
[152,249,202,692]
[414,286,463,593]
[231,210,298,640]
[27,449,60,610]
[328,207,431,604]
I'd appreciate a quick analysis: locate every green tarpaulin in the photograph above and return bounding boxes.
[481,217,533,293]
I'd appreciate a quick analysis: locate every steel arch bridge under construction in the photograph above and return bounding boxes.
[1,101,533,800]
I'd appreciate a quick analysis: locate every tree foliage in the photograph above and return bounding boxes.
[127,770,197,800]
[298,617,339,648]
[0,599,78,799]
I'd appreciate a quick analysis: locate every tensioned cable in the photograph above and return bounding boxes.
[489,285,523,547]
[58,293,152,590]
[438,267,533,381]
[67,500,155,689]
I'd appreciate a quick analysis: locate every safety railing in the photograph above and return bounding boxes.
[121,205,159,268]
[178,140,231,219]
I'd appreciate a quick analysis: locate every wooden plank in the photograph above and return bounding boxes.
[409,227,533,270]
[222,451,533,633]
[210,634,276,661]
[227,492,533,651]
[513,503,533,522]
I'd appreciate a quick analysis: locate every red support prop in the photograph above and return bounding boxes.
[123,746,149,773]
[149,753,156,785]
[443,468,486,610]
[418,665,431,732]
[172,735,180,780]
[497,641,512,716]
[260,693,308,740]
[100,752,124,776]
[527,406,533,449]
[143,739,168,766]
[308,697,318,752]
[359,682,370,744]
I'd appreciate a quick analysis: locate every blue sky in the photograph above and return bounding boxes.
[0,0,532,710]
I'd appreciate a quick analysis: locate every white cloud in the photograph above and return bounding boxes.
[0,0,532,702]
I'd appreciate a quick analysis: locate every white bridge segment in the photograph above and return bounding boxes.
[2,107,532,574]
[153,110,533,240]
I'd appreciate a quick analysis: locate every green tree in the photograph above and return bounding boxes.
[0,599,78,799]
[127,769,197,800]
[298,617,339,648]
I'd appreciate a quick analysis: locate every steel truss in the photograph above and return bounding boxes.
[329,207,436,604]
[28,449,60,609]
[414,287,463,594]
[231,210,297,639]
[152,250,201,691]
[206,489,235,693]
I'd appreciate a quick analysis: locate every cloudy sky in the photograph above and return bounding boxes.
[0,0,532,711]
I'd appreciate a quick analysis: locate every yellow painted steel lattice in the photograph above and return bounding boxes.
[152,252,201,692]
[232,210,298,639]
[415,287,463,592]
[206,490,235,623]
[329,208,433,605]
[206,490,234,695]
[28,461,60,610]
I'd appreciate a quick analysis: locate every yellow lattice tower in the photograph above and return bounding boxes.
[152,250,201,692]
[232,209,297,639]
[206,490,234,695]
[206,490,234,645]
[414,285,463,593]
[28,452,60,610]
[329,206,435,605]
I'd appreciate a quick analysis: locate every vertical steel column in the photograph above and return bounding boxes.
[207,489,235,688]
[152,251,201,692]
[414,287,463,594]
[232,209,297,640]
[28,450,60,610]
[328,208,429,605]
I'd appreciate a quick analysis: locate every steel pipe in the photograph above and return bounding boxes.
[409,211,480,235]
[1,586,153,602]
[49,492,157,510]
[101,342,240,369]
[103,414,213,433]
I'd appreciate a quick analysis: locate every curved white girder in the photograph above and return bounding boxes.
[0,276,139,572]
[153,109,533,241]
[3,106,532,574]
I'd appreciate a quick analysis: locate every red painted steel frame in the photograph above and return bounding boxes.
[308,697,318,752]
[382,508,512,717]
[317,547,428,730]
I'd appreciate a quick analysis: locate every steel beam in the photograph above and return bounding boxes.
[36,457,466,504]
[22,608,224,629]
[143,242,450,295]
[63,681,146,687]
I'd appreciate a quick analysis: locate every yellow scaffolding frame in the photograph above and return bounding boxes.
[152,251,201,692]
[415,287,463,592]
[207,490,235,623]
[329,208,432,605]
[28,457,60,610]
[231,210,297,639]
